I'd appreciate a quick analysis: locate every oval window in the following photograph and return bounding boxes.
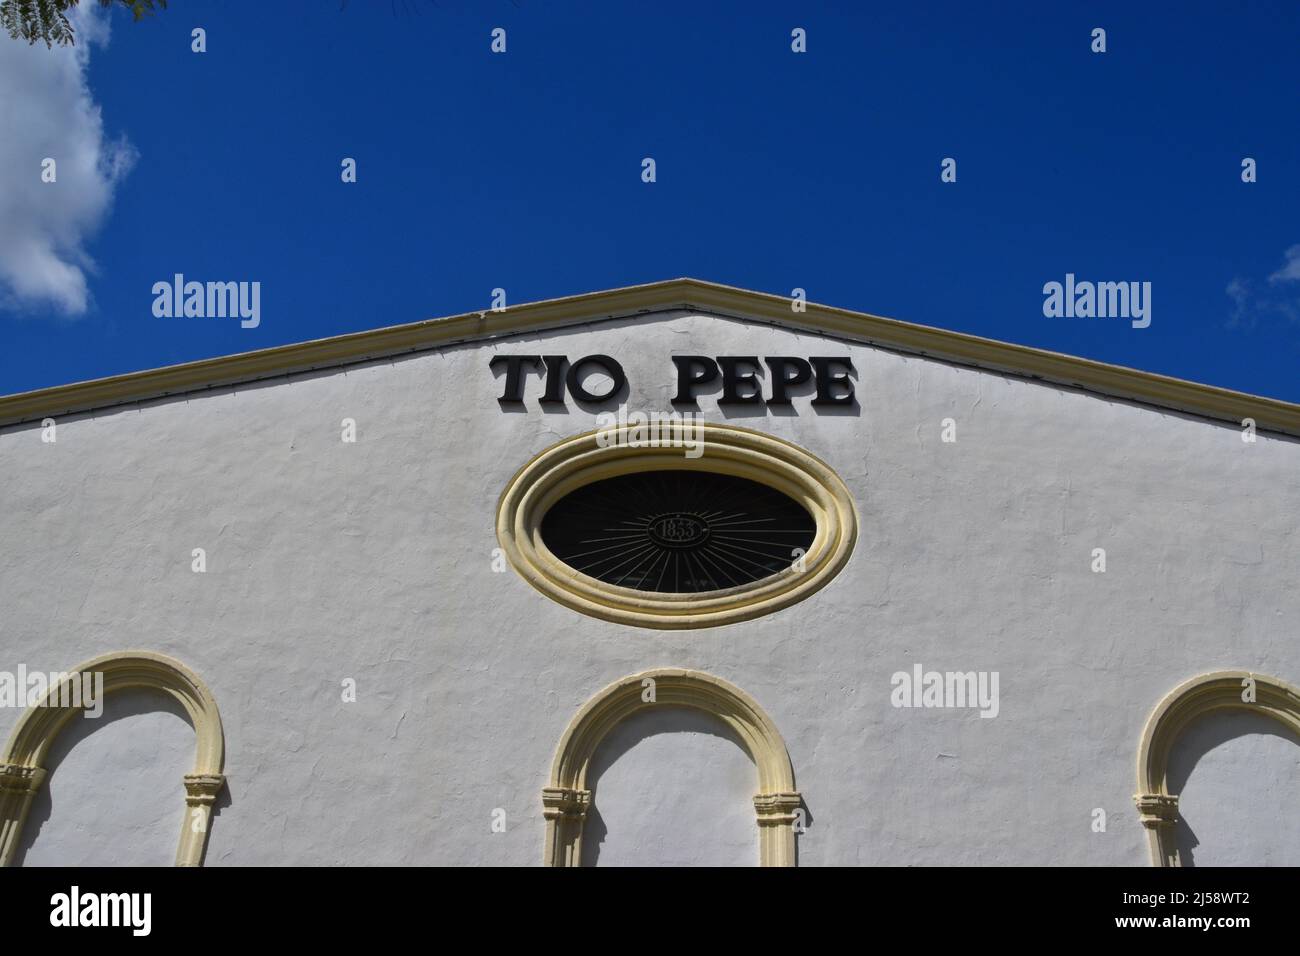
[496,422,857,629]
[539,470,816,593]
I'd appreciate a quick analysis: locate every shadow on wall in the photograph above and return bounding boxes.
[580,706,758,867]
[13,689,229,866]
[1167,710,1300,867]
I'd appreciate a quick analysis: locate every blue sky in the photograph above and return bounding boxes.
[2,0,1298,400]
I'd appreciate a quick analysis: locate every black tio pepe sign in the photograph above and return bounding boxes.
[490,355,855,407]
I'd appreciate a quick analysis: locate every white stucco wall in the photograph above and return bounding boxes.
[1,307,1297,865]
[17,690,193,866]
[580,707,756,867]
[1167,711,1300,866]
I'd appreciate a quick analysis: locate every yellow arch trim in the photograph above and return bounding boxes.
[1134,669,1300,866]
[0,650,225,867]
[542,667,801,866]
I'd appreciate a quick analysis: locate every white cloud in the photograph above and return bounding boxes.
[0,7,134,316]
[1228,244,1300,330]
[1268,244,1300,284]
[1225,276,1251,328]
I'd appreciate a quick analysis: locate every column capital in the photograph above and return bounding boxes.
[541,787,591,821]
[183,773,225,806]
[0,763,46,795]
[754,791,802,825]
[1134,792,1179,829]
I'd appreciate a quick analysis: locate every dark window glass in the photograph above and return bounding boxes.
[539,470,816,593]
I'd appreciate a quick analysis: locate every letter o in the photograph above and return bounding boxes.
[565,354,625,403]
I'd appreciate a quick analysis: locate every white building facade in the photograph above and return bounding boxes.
[1,279,1297,867]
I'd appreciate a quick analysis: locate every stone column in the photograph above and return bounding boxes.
[754,791,802,867]
[0,763,47,867]
[177,773,225,867]
[1134,792,1180,867]
[541,787,592,867]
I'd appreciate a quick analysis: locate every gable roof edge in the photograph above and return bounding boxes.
[0,278,1296,437]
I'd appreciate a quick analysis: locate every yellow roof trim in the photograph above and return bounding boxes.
[2,277,1297,436]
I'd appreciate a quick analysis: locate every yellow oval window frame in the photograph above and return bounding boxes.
[496,422,857,629]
